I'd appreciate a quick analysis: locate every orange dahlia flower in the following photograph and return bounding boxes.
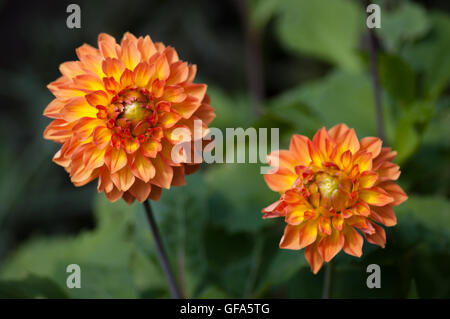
[43,32,215,204]
[262,124,407,274]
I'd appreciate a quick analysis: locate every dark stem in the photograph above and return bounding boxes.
[322,262,334,299]
[236,0,265,117]
[365,0,385,140]
[143,200,182,299]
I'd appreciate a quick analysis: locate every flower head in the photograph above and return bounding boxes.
[43,32,215,204]
[262,124,407,274]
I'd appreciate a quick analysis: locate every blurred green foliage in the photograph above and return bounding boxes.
[0,0,448,298]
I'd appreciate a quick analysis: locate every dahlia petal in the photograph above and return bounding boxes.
[85,90,110,107]
[343,225,363,257]
[374,148,397,167]
[128,179,151,202]
[73,74,105,92]
[83,144,106,171]
[304,242,324,274]
[98,33,118,58]
[131,151,155,183]
[285,205,309,225]
[318,228,344,262]
[353,151,373,172]
[151,53,170,81]
[318,216,332,235]
[102,58,125,82]
[72,117,103,141]
[159,111,182,129]
[120,69,133,88]
[359,187,393,206]
[312,127,330,158]
[339,150,352,170]
[103,77,120,93]
[164,125,192,144]
[163,47,179,64]
[141,139,162,158]
[59,61,84,78]
[288,136,310,169]
[372,205,397,226]
[80,54,104,78]
[365,222,386,248]
[279,225,301,250]
[120,39,141,70]
[137,35,157,61]
[76,44,99,60]
[263,168,296,192]
[43,99,65,119]
[353,201,370,217]
[267,150,299,174]
[133,62,155,88]
[124,138,140,154]
[337,128,360,155]
[60,97,98,122]
[43,120,75,142]
[307,140,323,167]
[167,61,189,85]
[93,126,112,149]
[332,214,344,231]
[328,123,350,141]
[151,154,173,189]
[376,162,401,182]
[122,191,136,204]
[193,100,215,125]
[111,166,135,192]
[171,166,186,186]
[359,171,378,188]
[378,182,408,206]
[299,219,319,249]
[184,83,207,102]
[162,85,187,103]
[171,96,201,119]
[105,186,123,202]
[98,168,114,193]
[148,185,162,201]
[359,137,382,158]
[105,147,127,174]
[262,200,283,213]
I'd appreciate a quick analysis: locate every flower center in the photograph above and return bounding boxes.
[122,101,148,122]
[315,173,339,199]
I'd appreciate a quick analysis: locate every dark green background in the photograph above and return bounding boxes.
[0,0,448,298]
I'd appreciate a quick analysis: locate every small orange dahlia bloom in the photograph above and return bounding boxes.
[43,32,215,204]
[262,124,407,274]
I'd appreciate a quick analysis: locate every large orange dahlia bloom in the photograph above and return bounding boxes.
[262,124,407,274]
[43,32,215,204]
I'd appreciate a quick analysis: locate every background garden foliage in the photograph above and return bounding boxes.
[0,0,448,298]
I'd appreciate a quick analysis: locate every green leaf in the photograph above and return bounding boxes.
[378,2,430,52]
[294,70,384,138]
[379,53,416,104]
[249,0,280,31]
[0,275,68,299]
[393,101,434,164]
[396,195,450,248]
[205,163,278,233]
[206,86,252,130]
[0,196,141,298]
[276,0,363,70]
[401,12,450,98]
